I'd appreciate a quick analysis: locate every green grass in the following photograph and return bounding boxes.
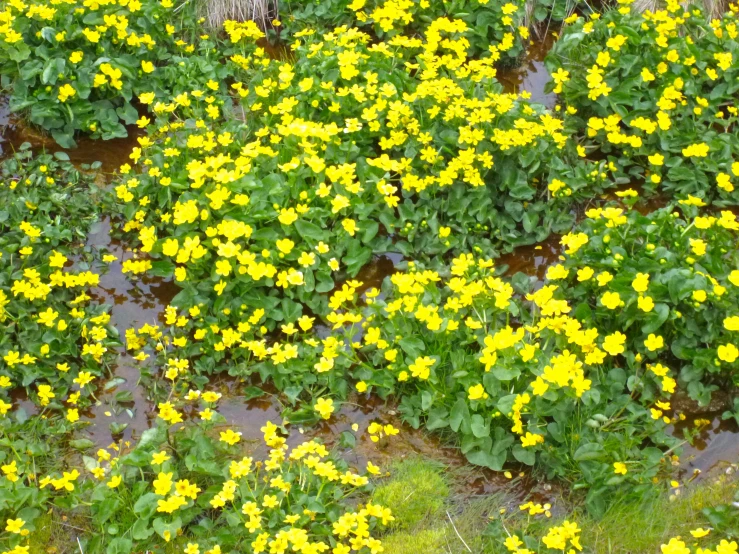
[28,510,91,554]
[576,474,738,554]
[374,452,738,554]
[381,528,451,554]
[372,457,450,530]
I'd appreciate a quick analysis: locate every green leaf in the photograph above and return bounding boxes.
[93,496,120,525]
[449,397,470,433]
[149,260,175,277]
[339,430,356,448]
[470,414,490,438]
[466,446,507,470]
[573,442,606,461]
[131,518,154,540]
[8,43,31,62]
[133,493,159,519]
[153,517,182,541]
[361,220,380,243]
[294,220,325,241]
[492,366,520,381]
[106,538,133,554]
[512,444,536,466]
[641,303,669,334]
[242,386,266,401]
[398,336,425,358]
[51,129,76,149]
[426,406,449,430]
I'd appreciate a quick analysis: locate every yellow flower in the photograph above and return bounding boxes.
[613,462,627,475]
[632,272,650,293]
[690,528,711,538]
[600,291,622,309]
[314,397,335,419]
[577,267,594,281]
[219,429,242,445]
[66,408,79,423]
[152,451,170,465]
[342,218,357,236]
[408,356,435,380]
[693,289,707,302]
[596,271,613,286]
[468,383,487,400]
[718,344,739,363]
[661,537,689,554]
[638,295,655,312]
[521,432,544,447]
[603,332,626,356]
[5,518,25,534]
[644,334,664,351]
[724,316,739,331]
[58,83,77,102]
[546,264,569,280]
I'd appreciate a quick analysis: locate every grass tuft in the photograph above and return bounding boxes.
[381,528,451,554]
[372,457,450,530]
[199,0,278,30]
[576,474,738,554]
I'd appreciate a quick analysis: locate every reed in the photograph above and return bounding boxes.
[198,0,278,30]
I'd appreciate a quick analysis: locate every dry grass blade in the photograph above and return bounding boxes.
[201,0,279,30]
[630,0,728,18]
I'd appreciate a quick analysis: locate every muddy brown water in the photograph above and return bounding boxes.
[1,36,737,499]
[498,32,558,109]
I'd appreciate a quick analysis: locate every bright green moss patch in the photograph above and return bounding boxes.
[372,458,450,530]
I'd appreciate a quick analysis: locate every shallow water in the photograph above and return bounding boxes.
[0,97,142,174]
[83,216,178,447]
[678,415,739,478]
[498,33,558,109]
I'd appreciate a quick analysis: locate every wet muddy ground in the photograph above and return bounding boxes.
[1,34,737,508]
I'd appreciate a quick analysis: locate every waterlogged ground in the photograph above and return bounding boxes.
[0,36,737,509]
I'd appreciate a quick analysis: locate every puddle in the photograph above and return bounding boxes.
[670,390,739,479]
[498,233,563,280]
[207,380,551,502]
[348,252,403,297]
[498,33,558,108]
[0,101,173,447]
[256,37,292,61]
[82,216,178,446]
[0,97,143,173]
[675,413,739,478]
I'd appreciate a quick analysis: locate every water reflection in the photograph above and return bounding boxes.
[674,410,739,479]
[498,33,558,109]
[0,97,142,173]
[84,216,177,446]
[498,234,563,280]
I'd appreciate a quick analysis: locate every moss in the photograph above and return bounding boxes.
[27,510,90,554]
[27,513,53,554]
[372,457,450,530]
[381,528,450,554]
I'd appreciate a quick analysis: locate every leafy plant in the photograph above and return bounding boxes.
[546,2,739,204]
[0,0,213,146]
[0,147,120,419]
